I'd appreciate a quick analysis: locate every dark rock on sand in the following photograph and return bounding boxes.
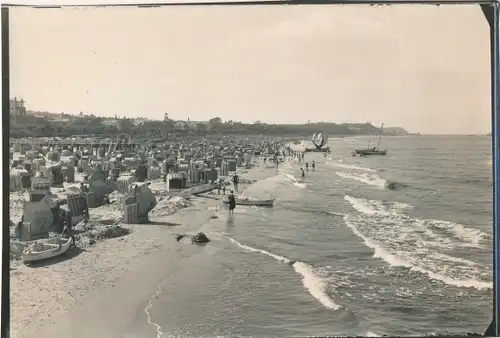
[175,232,210,244]
[191,232,210,244]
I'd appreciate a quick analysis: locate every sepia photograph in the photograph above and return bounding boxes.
[7,3,495,337]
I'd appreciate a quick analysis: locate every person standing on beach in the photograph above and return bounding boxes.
[61,209,76,247]
[233,174,239,192]
[300,168,305,181]
[305,162,309,171]
[228,190,236,215]
[15,216,24,238]
[312,161,316,171]
[82,197,90,224]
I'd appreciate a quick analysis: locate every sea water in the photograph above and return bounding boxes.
[144,136,492,337]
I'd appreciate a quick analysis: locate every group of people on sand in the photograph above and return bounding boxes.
[263,155,281,172]
[217,173,239,195]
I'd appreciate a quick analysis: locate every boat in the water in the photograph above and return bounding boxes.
[355,149,388,156]
[22,237,72,264]
[187,182,218,195]
[223,197,275,207]
[354,122,387,156]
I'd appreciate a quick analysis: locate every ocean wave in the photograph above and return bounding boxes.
[327,161,376,173]
[336,172,385,188]
[455,178,491,185]
[336,172,408,191]
[284,173,308,189]
[339,196,492,290]
[384,180,409,191]
[344,195,489,246]
[226,236,342,311]
[279,205,346,218]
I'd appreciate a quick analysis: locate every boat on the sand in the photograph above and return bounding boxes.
[223,197,275,207]
[22,237,72,264]
[187,182,218,195]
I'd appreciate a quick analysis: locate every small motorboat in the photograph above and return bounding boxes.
[22,237,72,264]
[223,197,275,207]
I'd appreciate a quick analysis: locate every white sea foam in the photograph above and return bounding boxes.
[327,161,376,172]
[284,173,308,189]
[336,172,386,188]
[227,237,341,310]
[339,195,492,290]
[145,284,165,338]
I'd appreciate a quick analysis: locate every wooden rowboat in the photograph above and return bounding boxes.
[187,183,218,195]
[22,237,72,264]
[223,198,275,207]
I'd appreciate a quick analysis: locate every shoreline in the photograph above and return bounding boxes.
[11,163,280,338]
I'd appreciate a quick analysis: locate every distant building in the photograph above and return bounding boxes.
[10,97,27,124]
[102,119,119,127]
[132,117,148,126]
[383,127,409,136]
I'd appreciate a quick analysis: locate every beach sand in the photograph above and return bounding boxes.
[11,163,280,338]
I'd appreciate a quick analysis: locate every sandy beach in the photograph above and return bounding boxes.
[11,163,279,338]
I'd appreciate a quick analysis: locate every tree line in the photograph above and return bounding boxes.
[10,114,380,139]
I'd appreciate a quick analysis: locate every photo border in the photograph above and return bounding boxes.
[1,2,498,337]
[489,1,499,335]
[2,7,10,338]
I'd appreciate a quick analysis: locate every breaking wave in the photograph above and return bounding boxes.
[227,236,342,311]
[327,161,376,173]
[284,173,308,189]
[339,195,492,290]
[336,172,408,190]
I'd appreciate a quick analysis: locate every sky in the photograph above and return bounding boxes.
[10,4,491,134]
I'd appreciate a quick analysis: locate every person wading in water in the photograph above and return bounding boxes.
[217,178,223,194]
[228,190,236,215]
[232,174,239,193]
